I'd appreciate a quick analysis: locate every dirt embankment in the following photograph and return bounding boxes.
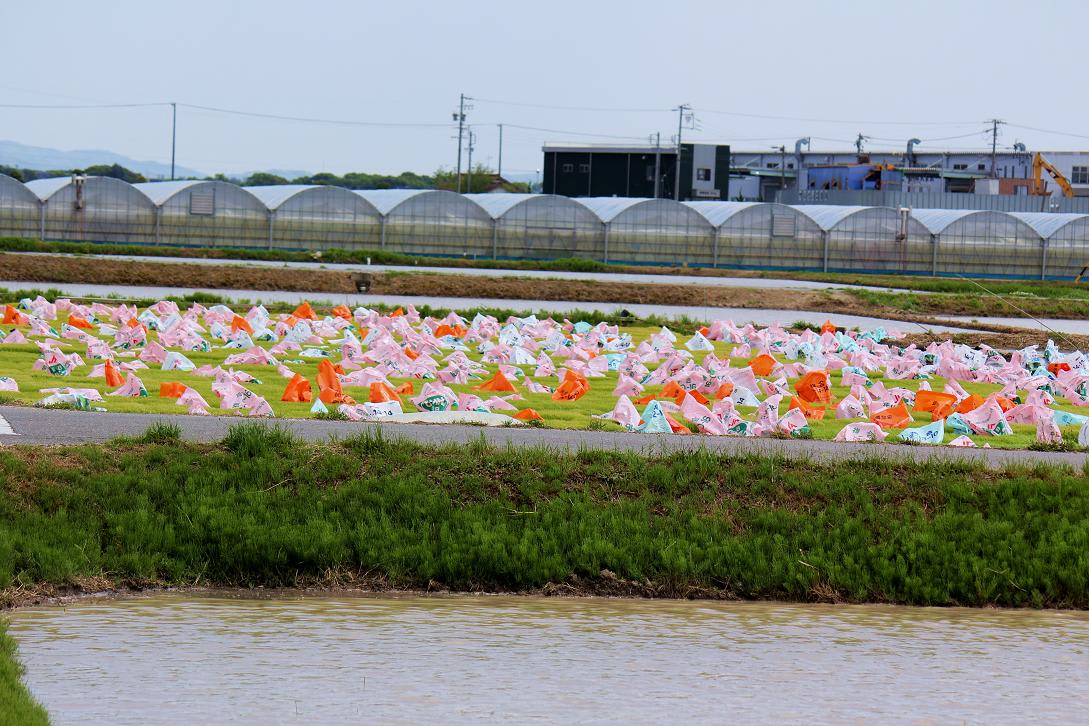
[0,253,359,294]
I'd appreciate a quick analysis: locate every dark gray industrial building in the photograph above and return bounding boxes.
[542,143,731,200]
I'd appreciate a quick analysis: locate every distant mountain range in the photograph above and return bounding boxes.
[0,140,205,179]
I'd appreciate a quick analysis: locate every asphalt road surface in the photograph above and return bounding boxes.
[1,406,1084,470]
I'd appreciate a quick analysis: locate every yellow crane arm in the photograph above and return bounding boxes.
[1033,152,1075,197]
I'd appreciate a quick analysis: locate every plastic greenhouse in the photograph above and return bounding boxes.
[26,176,156,244]
[135,181,268,248]
[355,190,493,258]
[685,202,822,269]
[1009,212,1089,279]
[247,185,382,251]
[795,205,932,274]
[0,173,41,238]
[912,209,1043,278]
[577,198,714,265]
[464,194,604,260]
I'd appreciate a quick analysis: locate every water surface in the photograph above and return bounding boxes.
[7,593,1089,724]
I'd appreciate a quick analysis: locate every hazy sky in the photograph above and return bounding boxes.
[2,0,1087,177]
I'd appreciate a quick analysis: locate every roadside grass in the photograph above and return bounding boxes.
[0,423,1088,607]
[0,622,48,726]
[0,311,1084,450]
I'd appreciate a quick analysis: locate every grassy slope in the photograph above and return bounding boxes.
[0,312,1084,450]
[1,423,1088,608]
[0,622,48,726]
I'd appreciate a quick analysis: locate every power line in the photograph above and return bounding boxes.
[472,97,663,113]
[0,101,169,110]
[179,103,452,128]
[496,123,646,141]
[1006,122,1089,141]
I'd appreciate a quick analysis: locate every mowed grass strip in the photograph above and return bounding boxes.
[1,423,1088,608]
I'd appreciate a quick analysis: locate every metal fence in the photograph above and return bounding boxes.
[3,173,1089,279]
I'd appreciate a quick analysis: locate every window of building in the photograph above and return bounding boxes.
[767,162,779,169]
[646,165,656,182]
[561,163,574,173]
[696,167,711,181]
[578,163,590,173]
[953,163,968,170]
[1072,166,1089,184]
[977,163,986,171]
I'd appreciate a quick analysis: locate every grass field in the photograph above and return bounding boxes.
[0,301,1085,451]
[1,423,1088,609]
[0,622,47,726]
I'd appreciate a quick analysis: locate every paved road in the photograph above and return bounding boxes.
[15,251,897,292]
[1,406,1084,470]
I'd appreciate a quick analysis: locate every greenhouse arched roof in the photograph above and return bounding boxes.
[790,205,882,231]
[910,208,990,235]
[1009,212,1089,240]
[133,180,265,208]
[683,201,766,227]
[0,174,42,204]
[245,184,382,215]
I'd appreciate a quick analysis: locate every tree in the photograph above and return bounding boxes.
[243,172,289,186]
[434,165,529,193]
[79,164,147,183]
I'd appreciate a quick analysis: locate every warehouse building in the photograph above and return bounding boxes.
[542,143,731,201]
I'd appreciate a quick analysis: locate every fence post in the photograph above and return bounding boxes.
[821,231,829,272]
[931,234,938,276]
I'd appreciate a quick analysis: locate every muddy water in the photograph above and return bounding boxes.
[0,280,977,334]
[7,594,1089,724]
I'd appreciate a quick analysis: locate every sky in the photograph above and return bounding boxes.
[1,0,1087,178]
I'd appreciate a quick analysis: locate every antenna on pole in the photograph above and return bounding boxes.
[466,128,476,193]
[987,118,1005,178]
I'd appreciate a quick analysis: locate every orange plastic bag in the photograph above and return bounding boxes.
[2,305,27,325]
[434,323,467,338]
[103,359,125,388]
[395,382,414,395]
[714,383,734,400]
[403,346,419,361]
[794,371,832,404]
[955,393,985,414]
[551,369,589,401]
[231,315,254,334]
[292,302,318,320]
[870,400,912,429]
[513,408,543,421]
[331,305,352,321]
[67,315,94,330]
[315,359,352,404]
[789,396,826,420]
[476,370,517,393]
[281,373,312,403]
[820,320,837,335]
[995,396,1016,413]
[665,414,691,434]
[389,307,405,318]
[748,354,777,377]
[634,393,657,405]
[369,381,401,404]
[688,389,710,405]
[914,390,957,416]
[159,382,188,399]
[660,380,686,405]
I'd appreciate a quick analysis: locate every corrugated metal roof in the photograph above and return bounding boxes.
[1009,212,1089,239]
[682,201,762,227]
[24,176,75,201]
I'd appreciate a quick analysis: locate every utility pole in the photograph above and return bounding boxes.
[653,132,662,199]
[466,128,476,193]
[776,145,786,194]
[855,133,865,155]
[452,94,472,193]
[170,102,177,180]
[673,103,691,201]
[988,118,1005,178]
[497,123,503,180]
